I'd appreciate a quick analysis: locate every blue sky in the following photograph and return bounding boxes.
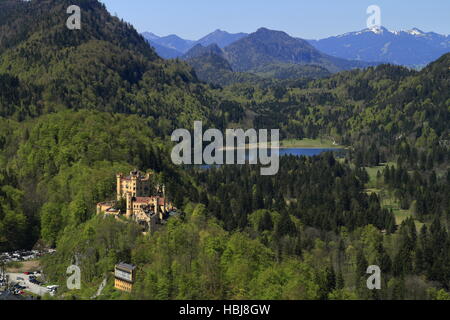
[100,0,450,40]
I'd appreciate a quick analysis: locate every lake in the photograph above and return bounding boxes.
[198,148,344,169]
[279,148,343,157]
[246,148,344,161]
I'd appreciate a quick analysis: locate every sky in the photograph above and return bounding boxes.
[100,0,450,40]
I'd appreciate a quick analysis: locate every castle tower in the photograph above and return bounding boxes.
[151,197,162,221]
[152,197,158,214]
[116,173,123,200]
[126,192,133,218]
[131,174,137,197]
[162,185,167,212]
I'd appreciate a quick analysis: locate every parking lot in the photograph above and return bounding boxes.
[6,273,53,296]
[1,249,57,298]
[0,249,55,264]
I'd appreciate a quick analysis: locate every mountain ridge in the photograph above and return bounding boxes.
[308,26,450,67]
[142,29,248,58]
[143,25,449,67]
[195,29,248,48]
[181,38,333,85]
[221,28,375,73]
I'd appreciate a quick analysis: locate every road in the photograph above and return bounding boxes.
[7,273,51,296]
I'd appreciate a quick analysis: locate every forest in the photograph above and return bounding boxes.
[0,0,449,300]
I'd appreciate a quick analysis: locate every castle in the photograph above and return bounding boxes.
[97,170,174,233]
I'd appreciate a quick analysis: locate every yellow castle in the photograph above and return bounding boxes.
[97,170,174,233]
[116,170,152,200]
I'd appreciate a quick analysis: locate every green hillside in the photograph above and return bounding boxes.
[0,0,448,301]
[0,0,216,129]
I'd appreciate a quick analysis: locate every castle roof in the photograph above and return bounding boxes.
[97,201,116,206]
[129,169,151,179]
[116,262,136,272]
[134,197,153,204]
[134,197,165,206]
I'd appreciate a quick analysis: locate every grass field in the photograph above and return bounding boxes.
[364,163,425,230]
[364,162,397,189]
[280,138,342,149]
[219,138,344,150]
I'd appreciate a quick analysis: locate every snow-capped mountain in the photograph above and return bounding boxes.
[308,26,450,67]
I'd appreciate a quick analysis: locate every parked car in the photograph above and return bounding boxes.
[46,285,59,290]
[13,284,26,290]
[30,279,41,285]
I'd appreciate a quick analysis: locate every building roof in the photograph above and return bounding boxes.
[98,201,115,205]
[116,262,136,271]
[124,169,150,181]
[134,197,153,204]
[134,197,166,206]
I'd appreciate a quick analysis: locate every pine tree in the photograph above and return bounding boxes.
[336,271,345,290]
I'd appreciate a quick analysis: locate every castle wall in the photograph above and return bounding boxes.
[117,170,152,199]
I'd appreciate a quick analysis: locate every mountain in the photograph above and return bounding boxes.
[141,31,160,41]
[142,29,247,58]
[223,28,375,73]
[151,34,195,53]
[0,0,213,126]
[309,26,450,67]
[141,32,184,58]
[195,29,248,48]
[146,39,183,59]
[0,0,157,60]
[182,44,262,86]
[183,42,331,85]
[183,43,226,60]
[155,27,376,84]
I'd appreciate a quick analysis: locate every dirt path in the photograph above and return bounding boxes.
[6,260,41,273]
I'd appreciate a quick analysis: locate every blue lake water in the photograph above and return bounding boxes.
[198,148,343,169]
[245,148,343,162]
[279,148,342,157]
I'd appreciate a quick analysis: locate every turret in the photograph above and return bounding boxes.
[162,185,167,212]
[126,192,133,218]
[131,174,138,197]
[116,173,123,200]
